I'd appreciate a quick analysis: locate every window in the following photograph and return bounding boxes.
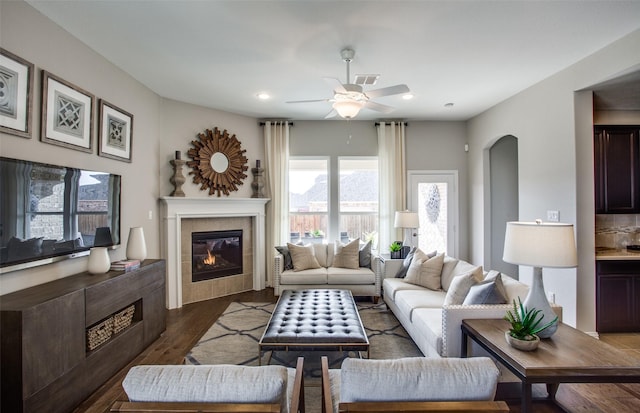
[288,158,328,244]
[339,158,378,246]
[288,157,378,246]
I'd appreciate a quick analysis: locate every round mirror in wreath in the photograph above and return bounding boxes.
[186,127,248,196]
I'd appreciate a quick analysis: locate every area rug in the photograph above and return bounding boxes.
[185,301,422,377]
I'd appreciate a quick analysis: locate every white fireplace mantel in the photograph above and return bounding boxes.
[160,197,270,309]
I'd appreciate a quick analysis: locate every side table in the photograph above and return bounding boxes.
[379,254,404,280]
[461,318,640,413]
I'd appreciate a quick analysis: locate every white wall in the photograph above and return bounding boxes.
[0,1,261,295]
[405,122,469,259]
[467,28,640,332]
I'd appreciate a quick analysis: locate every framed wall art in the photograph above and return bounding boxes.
[41,70,94,152]
[98,99,133,162]
[0,48,34,138]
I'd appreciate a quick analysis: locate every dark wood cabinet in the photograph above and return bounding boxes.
[594,126,640,213]
[596,260,640,332]
[1,259,166,413]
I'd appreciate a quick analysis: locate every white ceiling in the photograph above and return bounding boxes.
[26,0,640,121]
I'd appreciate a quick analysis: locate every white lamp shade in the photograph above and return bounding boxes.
[503,221,578,268]
[333,100,364,119]
[394,211,420,228]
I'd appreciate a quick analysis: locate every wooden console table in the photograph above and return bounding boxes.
[461,318,640,413]
[1,259,166,413]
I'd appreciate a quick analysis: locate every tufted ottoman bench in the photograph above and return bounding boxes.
[259,289,369,364]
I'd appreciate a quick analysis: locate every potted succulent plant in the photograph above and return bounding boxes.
[503,297,558,351]
[389,241,403,259]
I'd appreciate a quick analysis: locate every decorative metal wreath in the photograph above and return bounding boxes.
[425,183,441,223]
[186,127,248,197]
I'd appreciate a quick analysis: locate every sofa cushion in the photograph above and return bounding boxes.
[441,258,479,291]
[443,266,484,305]
[405,251,444,290]
[288,243,321,271]
[332,239,360,269]
[122,364,289,408]
[280,268,328,284]
[411,308,444,355]
[383,278,429,301]
[500,272,530,302]
[275,245,294,271]
[327,267,375,284]
[359,240,372,268]
[339,357,500,403]
[312,243,329,267]
[394,289,447,321]
[462,280,508,305]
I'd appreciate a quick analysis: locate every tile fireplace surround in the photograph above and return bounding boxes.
[160,197,269,309]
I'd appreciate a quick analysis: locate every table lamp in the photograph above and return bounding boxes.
[502,219,577,338]
[394,210,420,257]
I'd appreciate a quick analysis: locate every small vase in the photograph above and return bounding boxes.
[505,332,540,351]
[87,247,110,274]
[126,227,147,261]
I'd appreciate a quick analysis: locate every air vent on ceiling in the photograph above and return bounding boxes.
[354,74,380,85]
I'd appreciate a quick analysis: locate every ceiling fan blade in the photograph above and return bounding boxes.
[323,77,347,93]
[364,101,395,114]
[286,98,331,104]
[324,109,338,119]
[365,84,410,99]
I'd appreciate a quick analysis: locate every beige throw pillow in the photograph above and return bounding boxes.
[404,252,445,290]
[443,266,484,305]
[332,238,360,269]
[287,243,321,272]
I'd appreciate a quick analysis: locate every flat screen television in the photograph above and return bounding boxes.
[0,156,121,274]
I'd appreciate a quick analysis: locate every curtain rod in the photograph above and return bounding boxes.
[375,121,408,126]
[259,121,294,126]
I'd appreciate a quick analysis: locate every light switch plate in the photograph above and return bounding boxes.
[547,210,559,222]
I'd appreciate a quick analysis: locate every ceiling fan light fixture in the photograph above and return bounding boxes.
[333,100,364,119]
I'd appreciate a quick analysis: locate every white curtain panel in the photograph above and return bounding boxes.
[377,122,407,252]
[263,121,290,286]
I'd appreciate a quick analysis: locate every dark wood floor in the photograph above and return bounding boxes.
[74,288,640,413]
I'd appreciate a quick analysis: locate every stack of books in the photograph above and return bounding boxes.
[110,259,141,272]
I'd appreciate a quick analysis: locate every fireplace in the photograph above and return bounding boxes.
[192,230,243,282]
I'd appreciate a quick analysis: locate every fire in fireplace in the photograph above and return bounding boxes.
[192,230,243,282]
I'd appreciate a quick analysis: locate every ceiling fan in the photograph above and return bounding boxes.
[286,48,410,119]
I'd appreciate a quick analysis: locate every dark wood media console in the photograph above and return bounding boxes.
[1,259,166,413]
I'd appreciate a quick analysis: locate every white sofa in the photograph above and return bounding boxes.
[274,242,382,300]
[383,254,562,359]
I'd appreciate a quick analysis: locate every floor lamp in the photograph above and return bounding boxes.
[394,211,420,258]
[502,220,577,338]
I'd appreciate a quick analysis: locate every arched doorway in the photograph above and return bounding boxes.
[489,135,519,277]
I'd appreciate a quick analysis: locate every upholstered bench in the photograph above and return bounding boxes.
[111,358,304,413]
[321,356,507,413]
[259,289,369,363]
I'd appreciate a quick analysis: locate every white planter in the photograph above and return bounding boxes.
[505,332,540,351]
[126,227,147,261]
[87,247,110,274]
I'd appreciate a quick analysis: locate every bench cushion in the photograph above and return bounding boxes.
[340,357,499,403]
[122,364,288,407]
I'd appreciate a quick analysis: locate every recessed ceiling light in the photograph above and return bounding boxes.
[402,93,414,100]
[444,102,454,108]
[256,92,270,100]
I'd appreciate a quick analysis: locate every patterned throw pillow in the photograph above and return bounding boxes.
[333,238,360,269]
[404,252,445,290]
[287,243,321,272]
